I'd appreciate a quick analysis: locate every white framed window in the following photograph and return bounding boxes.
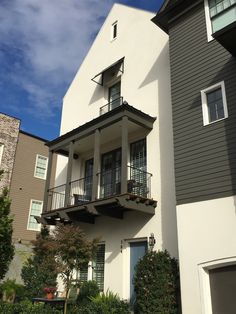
[0,143,4,166]
[34,154,48,179]
[27,199,43,231]
[205,0,236,41]
[201,81,228,126]
[111,21,118,41]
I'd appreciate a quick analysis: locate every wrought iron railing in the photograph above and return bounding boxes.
[97,166,152,199]
[70,176,92,206]
[128,166,152,199]
[99,96,123,115]
[48,184,66,211]
[47,167,152,211]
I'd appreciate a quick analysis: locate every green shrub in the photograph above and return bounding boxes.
[0,301,62,313]
[0,279,25,303]
[133,250,180,314]
[76,280,100,304]
[71,289,130,313]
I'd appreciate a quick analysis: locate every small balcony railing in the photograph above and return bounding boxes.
[70,176,92,206]
[97,166,152,199]
[99,96,123,115]
[47,167,152,211]
[48,184,66,211]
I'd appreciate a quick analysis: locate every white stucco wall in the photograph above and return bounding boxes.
[54,3,178,299]
[177,196,236,314]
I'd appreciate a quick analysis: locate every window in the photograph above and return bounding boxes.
[34,154,48,179]
[205,0,236,40]
[111,21,118,40]
[79,243,105,291]
[201,81,228,125]
[108,81,121,110]
[27,200,43,231]
[0,143,4,166]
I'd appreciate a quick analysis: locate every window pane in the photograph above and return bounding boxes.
[207,88,225,122]
[35,155,48,178]
[28,200,42,231]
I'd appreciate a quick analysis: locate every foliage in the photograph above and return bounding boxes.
[0,279,24,303]
[50,223,99,314]
[0,176,14,280]
[72,290,130,314]
[21,226,58,298]
[0,300,62,314]
[76,280,100,304]
[133,250,180,314]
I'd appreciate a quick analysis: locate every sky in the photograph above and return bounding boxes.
[0,0,164,141]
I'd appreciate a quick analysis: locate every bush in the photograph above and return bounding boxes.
[76,280,100,304]
[0,279,25,303]
[72,289,130,314]
[133,250,180,314]
[0,300,62,314]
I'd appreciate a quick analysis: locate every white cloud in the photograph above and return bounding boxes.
[0,0,114,118]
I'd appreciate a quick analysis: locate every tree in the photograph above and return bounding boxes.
[0,170,14,280]
[51,224,99,314]
[21,226,58,298]
[133,250,180,314]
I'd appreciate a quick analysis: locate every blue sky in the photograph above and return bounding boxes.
[0,0,164,141]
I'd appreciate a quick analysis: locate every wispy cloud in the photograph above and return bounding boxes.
[0,0,113,119]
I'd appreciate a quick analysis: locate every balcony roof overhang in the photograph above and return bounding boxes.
[46,103,156,154]
[212,21,236,57]
[40,193,157,225]
[91,57,124,86]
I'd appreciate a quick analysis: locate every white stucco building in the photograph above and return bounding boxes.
[42,4,178,301]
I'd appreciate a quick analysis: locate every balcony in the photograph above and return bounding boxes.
[43,166,155,225]
[211,2,236,56]
[40,103,157,225]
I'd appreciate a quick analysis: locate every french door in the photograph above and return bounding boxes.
[101,148,121,198]
[108,81,121,110]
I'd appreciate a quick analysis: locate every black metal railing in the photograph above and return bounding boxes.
[48,184,66,211]
[99,96,123,115]
[128,166,152,199]
[47,167,152,211]
[70,176,92,206]
[97,166,152,199]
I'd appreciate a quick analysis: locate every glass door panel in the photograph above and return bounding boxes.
[109,81,121,110]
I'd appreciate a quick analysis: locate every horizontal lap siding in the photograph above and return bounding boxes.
[169,1,236,204]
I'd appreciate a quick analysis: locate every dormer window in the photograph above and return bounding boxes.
[111,21,118,40]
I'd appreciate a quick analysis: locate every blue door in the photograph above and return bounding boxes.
[130,241,147,304]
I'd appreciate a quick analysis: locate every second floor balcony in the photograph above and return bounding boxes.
[40,103,157,225]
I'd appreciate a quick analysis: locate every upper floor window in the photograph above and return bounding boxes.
[34,154,48,179]
[111,21,118,40]
[108,81,121,109]
[0,143,4,166]
[205,0,236,40]
[27,200,43,231]
[201,81,228,125]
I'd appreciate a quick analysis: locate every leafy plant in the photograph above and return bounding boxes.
[21,226,58,299]
[77,280,100,304]
[0,279,24,303]
[133,250,180,314]
[0,171,14,280]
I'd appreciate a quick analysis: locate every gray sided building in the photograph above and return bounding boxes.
[153,1,236,314]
